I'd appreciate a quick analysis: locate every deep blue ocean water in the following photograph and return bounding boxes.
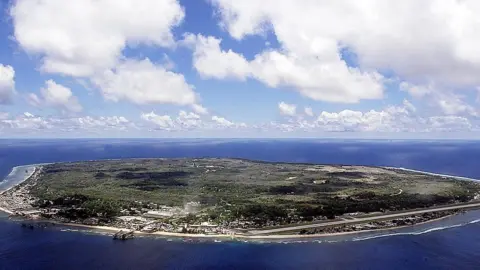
[1,139,480,269]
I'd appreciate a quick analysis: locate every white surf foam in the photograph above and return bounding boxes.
[351,222,476,242]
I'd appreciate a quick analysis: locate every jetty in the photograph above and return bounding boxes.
[113,230,135,240]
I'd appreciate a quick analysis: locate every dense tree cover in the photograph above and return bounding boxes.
[94,172,108,178]
[268,183,341,195]
[35,194,121,220]
[293,193,473,220]
[326,171,366,178]
[115,171,191,181]
[116,171,189,190]
[232,203,288,222]
[30,159,480,226]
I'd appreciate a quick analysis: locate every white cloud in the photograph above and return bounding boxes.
[185,34,384,103]
[400,82,477,116]
[209,115,246,129]
[63,116,132,132]
[28,80,82,113]
[191,104,209,115]
[278,102,296,116]
[400,82,435,98]
[426,116,472,132]
[435,93,477,116]
[93,58,197,106]
[0,64,15,104]
[0,112,133,134]
[268,99,477,133]
[11,1,208,111]
[1,112,50,131]
[209,0,480,103]
[183,34,250,80]
[314,102,419,132]
[211,115,234,127]
[177,111,202,129]
[141,111,245,131]
[141,112,175,130]
[11,0,185,77]
[0,106,477,136]
[0,112,9,120]
[304,107,314,117]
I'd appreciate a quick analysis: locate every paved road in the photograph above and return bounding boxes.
[248,202,480,235]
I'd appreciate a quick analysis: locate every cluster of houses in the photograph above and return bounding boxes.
[111,215,235,235]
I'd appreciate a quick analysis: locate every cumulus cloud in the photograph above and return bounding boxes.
[141,111,208,131]
[314,101,420,132]
[0,106,477,136]
[400,82,477,116]
[11,0,185,77]
[211,116,247,128]
[141,112,175,131]
[191,104,209,115]
[141,111,246,131]
[93,58,197,106]
[28,80,82,113]
[0,112,133,135]
[10,0,210,111]
[278,102,296,116]
[211,1,480,85]
[206,0,480,108]
[185,34,384,103]
[268,99,477,133]
[177,111,202,129]
[63,116,132,132]
[183,34,250,80]
[211,115,234,127]
[426,116,472,132]
[304,107,314,117]
[435,93,477,116]
[1,112,51,131]
[0,64,15,104]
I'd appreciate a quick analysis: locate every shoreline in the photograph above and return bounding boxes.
[1,161,479,241]
[0,166,37,195]
[0,163,51,195]
[383,166,480,182]
[26,212,461,241]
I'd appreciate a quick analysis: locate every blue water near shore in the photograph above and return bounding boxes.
[1,139,480,269]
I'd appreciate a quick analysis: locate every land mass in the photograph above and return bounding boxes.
[1,158,480,238]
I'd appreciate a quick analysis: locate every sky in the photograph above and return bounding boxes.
[0,0,480,139]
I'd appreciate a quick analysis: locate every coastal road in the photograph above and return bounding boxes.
[248,202,480,235]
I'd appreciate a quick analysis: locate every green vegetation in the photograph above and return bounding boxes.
[29,158,480,225]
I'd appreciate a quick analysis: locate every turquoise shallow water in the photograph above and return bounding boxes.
[0,164,36,193]
[1,139,480,269]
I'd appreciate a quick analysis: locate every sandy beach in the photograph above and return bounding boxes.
[0,165,39,195]
[0,207,13,215]
[46,212,459,241]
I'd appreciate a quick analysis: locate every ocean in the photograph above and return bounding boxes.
[1,139,480,269]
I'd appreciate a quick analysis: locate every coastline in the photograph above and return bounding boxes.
[0,161,479,241]
[384,166,480,182]
[42,212,460,240]
[0,207,13,215]
[0,163,50,195]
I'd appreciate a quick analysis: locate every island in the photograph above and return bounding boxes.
[1,158,480,239]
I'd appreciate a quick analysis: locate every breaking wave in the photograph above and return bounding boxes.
[351,218,480,242]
